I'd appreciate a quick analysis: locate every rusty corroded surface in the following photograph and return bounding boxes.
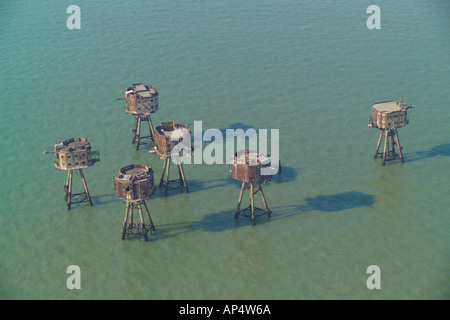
[53,137,100,171]
[368,101,413,129]
[125,83,159,115]
[153,121,190,157]
[113,164,155,201]
[229,149,272,184]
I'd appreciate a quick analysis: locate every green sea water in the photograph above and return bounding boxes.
[0,0,449,300]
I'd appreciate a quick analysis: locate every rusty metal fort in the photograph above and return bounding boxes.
[44,83,415,241]
[43,137,100,209]
[367,100,415,166]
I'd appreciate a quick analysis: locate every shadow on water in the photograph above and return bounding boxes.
[64,193,121,209]
[90,194,122,206]
[143,191,375,241]
[406,143,450,163]
[303,191,375,212]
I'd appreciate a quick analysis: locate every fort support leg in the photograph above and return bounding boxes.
[132,116,139,144]
[250,183,256,225]
[66,170,73,209]
[122,201,155,241]
[394,128,404,163]
[178,163,189,193]
[258,182,272,217]
[64,170,70,202]
[65,170,71,190]
[132,115,154,149]
[147,115,155,139]
[137,203,148,241]
[389,130,395,157]
[177,164,182,186]
[135,116,142,150]
[129,203,134,228]
[142,201,155,233]
[235,182,246,218]
[159,157,189,196]
[374,130,383,159]
[382,129,389,166]
[159,157,168,187]
[79,169,93,206]
[164,157,171,197]
[122,202,130,240]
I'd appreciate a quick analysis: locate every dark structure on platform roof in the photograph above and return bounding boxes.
[43,137,100,209]
[124,83,159,150]
[230,149,275,225]
[114,164,156,241]
[149,121,190,196]
[368,100,415,166]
